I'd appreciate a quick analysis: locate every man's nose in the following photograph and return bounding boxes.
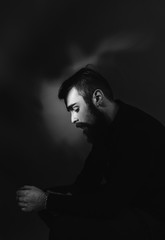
[71,113,78,124]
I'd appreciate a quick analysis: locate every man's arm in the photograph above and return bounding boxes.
[16,184,75,212]
[45,130,154,219]
[16,128,155,219]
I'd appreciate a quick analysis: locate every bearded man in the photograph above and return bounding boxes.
[17,66,165,240]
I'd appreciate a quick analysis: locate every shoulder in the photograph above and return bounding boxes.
[116,100,165,131]
[114,100,165,149]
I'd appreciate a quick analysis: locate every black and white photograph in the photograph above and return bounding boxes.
[1,0,165,239]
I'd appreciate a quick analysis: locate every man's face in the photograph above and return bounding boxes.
[66,87,104,143]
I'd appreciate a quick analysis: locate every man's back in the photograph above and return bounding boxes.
[75,100,165,219]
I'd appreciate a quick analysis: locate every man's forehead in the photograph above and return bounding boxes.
[66,87,82,106]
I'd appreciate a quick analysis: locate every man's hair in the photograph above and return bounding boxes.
[58,66,114,104]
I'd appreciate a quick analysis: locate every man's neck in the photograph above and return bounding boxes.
[103,100,119,124]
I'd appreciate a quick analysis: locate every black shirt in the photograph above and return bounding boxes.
[46,100,165,220]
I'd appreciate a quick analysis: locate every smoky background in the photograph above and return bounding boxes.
[0,0,165,239]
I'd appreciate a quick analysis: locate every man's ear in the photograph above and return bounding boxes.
[92,89,104,107]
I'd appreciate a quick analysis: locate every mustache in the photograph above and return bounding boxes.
[76,122,89,129]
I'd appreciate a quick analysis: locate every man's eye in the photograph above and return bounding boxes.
[74,108,79,112]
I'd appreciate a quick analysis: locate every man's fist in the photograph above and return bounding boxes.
[16,185,47,212]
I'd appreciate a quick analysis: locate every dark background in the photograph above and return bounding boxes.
[1,0,165,239]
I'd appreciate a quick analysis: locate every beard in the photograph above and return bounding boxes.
[76,102,109,143]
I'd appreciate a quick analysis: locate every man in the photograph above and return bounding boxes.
[17,66,165,239]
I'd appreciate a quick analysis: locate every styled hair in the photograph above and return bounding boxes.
[58,66,114,104]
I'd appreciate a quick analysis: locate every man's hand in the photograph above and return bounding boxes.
[16,185,47,212]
